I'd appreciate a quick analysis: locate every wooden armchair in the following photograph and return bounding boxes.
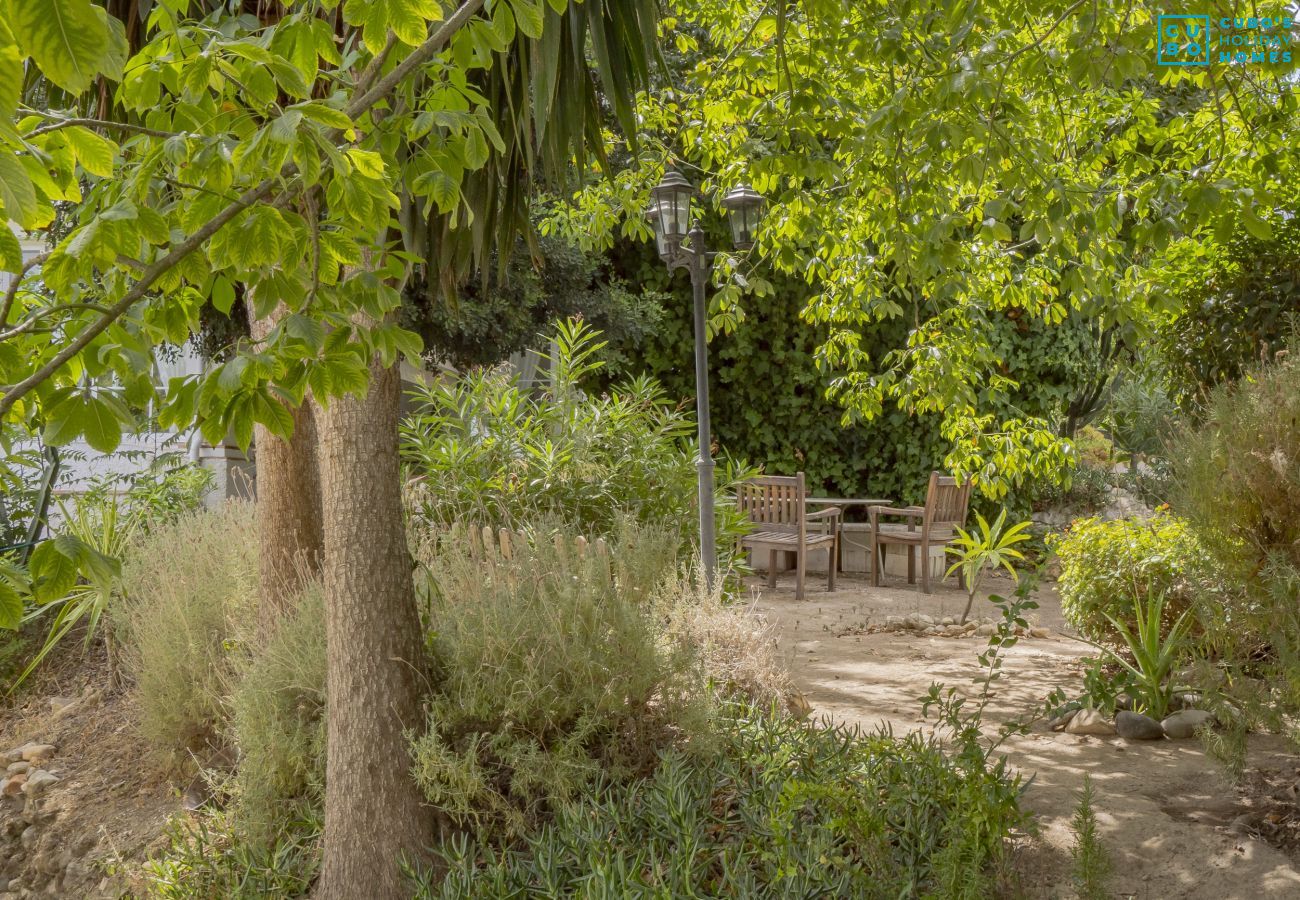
[737,473,839,601]
[867,472,973,594]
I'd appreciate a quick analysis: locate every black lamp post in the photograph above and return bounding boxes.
[648,170,765,588]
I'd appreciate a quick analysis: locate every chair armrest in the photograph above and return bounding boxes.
[872,506,925,518]
[805,507,841,520]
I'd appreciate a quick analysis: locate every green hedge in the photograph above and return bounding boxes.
[603,237,1111,510]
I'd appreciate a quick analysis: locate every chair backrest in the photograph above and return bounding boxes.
[922,472,972,535]
[737,473,807,535]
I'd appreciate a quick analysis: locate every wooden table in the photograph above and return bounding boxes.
[803,497,893,572]
[806,497,892,511]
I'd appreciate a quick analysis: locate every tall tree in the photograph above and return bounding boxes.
[1,0,657,891]
[547,0,1296,496]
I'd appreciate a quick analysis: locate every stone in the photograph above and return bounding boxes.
[19,746,53,765]
[1116,710,1165,740]
[976,624,996,636]
[0,747,22,765]
[1029,626,1051,638]
[21,771,59,797]
[1,775,26,798]
[19,828,37,852]
[884,615,904,630]
[1064,708,1117,736]
[941,616,955,626]
[785,690,812,720]
[1048,707,1080,732]
[4,763,27,776]
[1162,709,1215,739]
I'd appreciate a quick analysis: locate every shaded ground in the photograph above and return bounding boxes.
[749,572,1300,899]
[0,644,175,897]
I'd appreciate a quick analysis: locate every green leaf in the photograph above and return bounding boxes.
[0,225,20,273]
[464,127,489,169]
[1242,208,1273,242]
[0,580,20,630]
[512,0,544,39]
[268,108,304,144]
[28,540,77,604]
[82,396,124,453]
[212,277,236,315]
[0,152,38,227]
[8,0,112,94]
[0,20,21,117]
[347,148,386,179]
[284,313,324,349]
[62,124,117,177]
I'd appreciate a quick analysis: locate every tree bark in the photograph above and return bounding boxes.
[318,356,434,899]
[249,303,325,623]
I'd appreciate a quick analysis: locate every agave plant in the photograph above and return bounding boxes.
[1098,593,1193,720]
[946,510,1033,625]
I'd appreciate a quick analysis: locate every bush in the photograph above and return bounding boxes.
[401,319,756,567]
[115,502,258,766]
[408,523,713,842]
[227,585,326,847]
[1051,512,1223,645]
[413,702,1023,898]
[1175,348,1300,625]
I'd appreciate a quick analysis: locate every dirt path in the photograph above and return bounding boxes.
[749,574,1300,899]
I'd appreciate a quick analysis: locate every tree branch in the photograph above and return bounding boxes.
[0,252,49,330]
[23,115,182,140]
[0,4,492,419]
[0,178,275,419]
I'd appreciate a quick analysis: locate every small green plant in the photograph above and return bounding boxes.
[16,493,139,687]
[1070,774,1111,900]
[1199,710,1248,785]
[1088,592,1193,721]
[945,509,1032,625]
[141,807,320,899]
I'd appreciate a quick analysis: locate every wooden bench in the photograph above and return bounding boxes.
[737,473,839,601]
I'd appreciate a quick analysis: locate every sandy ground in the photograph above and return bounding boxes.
[748,572,1300,900]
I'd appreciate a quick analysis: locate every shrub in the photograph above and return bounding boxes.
[653,568,790,708]
[115,502,258,766]
[227,585,327,847]
[413,702,1024,898]
[408,523,713,842]
[1051,512,1223,645]
[1174,347,1300,630]
[1107,376,1178,472]
[400,319,756,567]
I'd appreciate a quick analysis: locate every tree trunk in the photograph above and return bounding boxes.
[249,303,325,623]
[318,356,434,899]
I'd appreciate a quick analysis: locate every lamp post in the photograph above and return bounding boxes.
[648,171,765,589]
